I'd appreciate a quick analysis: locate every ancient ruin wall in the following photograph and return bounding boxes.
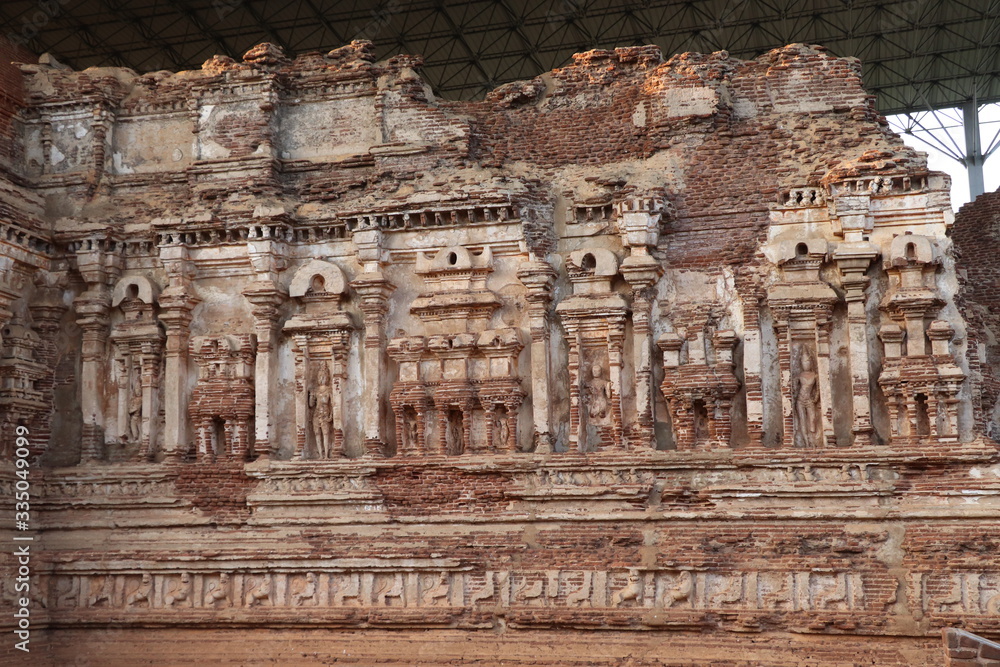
[0,40,998,665]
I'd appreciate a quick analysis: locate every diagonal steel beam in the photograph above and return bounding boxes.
[167,0,240,61]
[237,0,296,55]
[300,0,351,49]
[95,0,187,70]
[431,1,496,90]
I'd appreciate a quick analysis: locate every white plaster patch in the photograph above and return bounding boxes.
[661,87,716,118]
[632,102,647,127]
[50,145,65,165]
[112,152,134,174]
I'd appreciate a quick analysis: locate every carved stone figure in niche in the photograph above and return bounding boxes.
[55,578,78,608]
[447,409,464,454]
[404,407,420,452]
[126,573,153,607]
[586,362,611,424]
[126,370,142,443]
[494,409,510,451]
[793,348,820,447]
[309,362,335,458]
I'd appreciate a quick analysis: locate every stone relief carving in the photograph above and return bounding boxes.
[43,567,903,615]
[658,324,740,450]
[388,247,525,456]
[792,346,822,448]
[189,335,257,461]
[110,275,164,461]
[878,234,965,445]
[556,249,628,452]
[0,320,47,457]
[126,574,154,607]
[284,260,355,459]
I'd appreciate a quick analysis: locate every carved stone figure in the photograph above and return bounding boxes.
[88,576,113,607]
[793,349,820,447]
[127,370,142,443]
[165,573,192,607]
[447,410,464,454]
[246,574,272,607]
[309,363,335,459]
[206,574,230,608]
[665,571,693,608]
[424,572,451,606]
[469,572,496,605]
[126,573,153,607]
[586,362,611,424]
[612,571,642,606]
[405,409,420,452]
[566,572,593,607]
[494,411,510,451]
[55,578,78,609]
[374,573,405,606]
[334,573,361,606]
[515,576,545,605]
[292,573,317,607]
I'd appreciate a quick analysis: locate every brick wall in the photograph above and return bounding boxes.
[952,187,1000,440]
[945,629,1000,666]
[0,36,35,171]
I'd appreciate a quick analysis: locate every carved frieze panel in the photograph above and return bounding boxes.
[39,566,932,623]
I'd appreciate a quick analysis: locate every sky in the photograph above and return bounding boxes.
[887,102,1000,211]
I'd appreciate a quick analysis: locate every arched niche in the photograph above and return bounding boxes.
[111,275,160,307]
[288,260,348,298]
[888,233,935,266]
[567,248,619,276]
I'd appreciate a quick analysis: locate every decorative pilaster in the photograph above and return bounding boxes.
[74,236,122,462]
[158,243,200,462]
[833,241,879,445]
[351,228,395,458]
[244,235,288,460]
[352,273,394,458]
[516,258,557,453]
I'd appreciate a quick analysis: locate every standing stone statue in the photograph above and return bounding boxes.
[127,370,143,443]
[586,362,611,424]
[494,411,510,451]
[405,410,420,452]
[309,362,335,458]
[793,349,820,447]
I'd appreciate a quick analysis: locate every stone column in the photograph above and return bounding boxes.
[159,244,199,462]
[620,254,662,449]
[352,228,395,457]
[245,236,288,460]
[740,293,765,446]
[352,273,394,457]
[74,239,122,461]
[516,258,556,453]
[833,242,879,445]
[243,284,286,460]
